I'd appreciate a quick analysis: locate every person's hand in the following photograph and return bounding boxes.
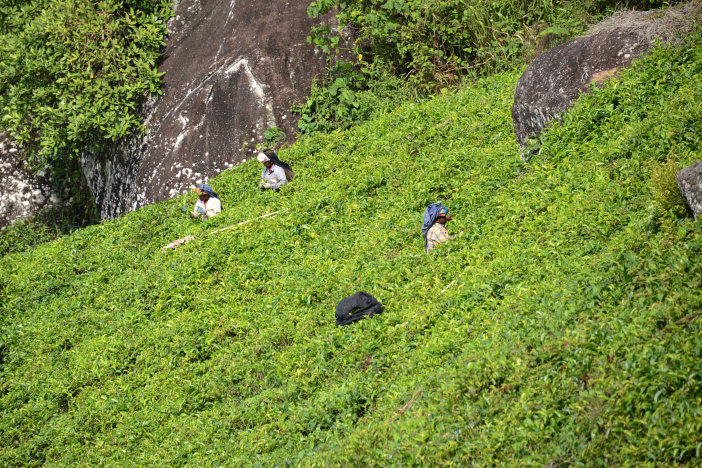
[260,181,272,189]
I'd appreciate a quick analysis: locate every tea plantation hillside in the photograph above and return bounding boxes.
[2,36,701,466]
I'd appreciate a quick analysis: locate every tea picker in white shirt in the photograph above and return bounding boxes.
[190,184,222,220]
[258,152,288,191]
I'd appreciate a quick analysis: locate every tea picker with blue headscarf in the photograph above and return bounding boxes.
[189,183,222,220]
[422,202,455,252]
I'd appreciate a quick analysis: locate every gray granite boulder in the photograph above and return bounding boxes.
[82,0,344,219]
[0,134,57,229]
[676,161,702,219]
[512,2,702,155]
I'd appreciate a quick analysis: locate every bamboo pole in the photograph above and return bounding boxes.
[209,208,290,235]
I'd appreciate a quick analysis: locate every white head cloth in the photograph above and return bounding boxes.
[257,153,270,163]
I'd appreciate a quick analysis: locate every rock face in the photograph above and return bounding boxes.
[82,0,341,219]
[0,134,57,229]
[511,2,702,152]
[676,161,702,219]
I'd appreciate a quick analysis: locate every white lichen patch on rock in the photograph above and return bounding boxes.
[0,135,57,228]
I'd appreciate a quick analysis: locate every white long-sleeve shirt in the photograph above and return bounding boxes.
[194,197,221,218]
[261,164,288,191]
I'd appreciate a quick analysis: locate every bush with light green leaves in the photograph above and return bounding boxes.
[0,0,172,169]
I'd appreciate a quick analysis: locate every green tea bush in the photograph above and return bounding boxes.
[0,204,95,258]
[0,0,172,169]
[0,159,99,258]
[1,35,701,466]
[651,156,690,217]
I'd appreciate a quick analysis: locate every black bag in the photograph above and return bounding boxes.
[335,292,384,326]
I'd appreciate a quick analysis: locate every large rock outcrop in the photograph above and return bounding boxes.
[0,134,57,229]
[512,1,702,152]
[676,161,702,219]
[82,0,342,219]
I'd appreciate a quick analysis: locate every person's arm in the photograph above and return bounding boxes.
[436,227,451,244]
[191,199,206,217]
[260,168,272,189]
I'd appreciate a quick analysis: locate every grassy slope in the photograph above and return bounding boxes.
[1,37,701,466]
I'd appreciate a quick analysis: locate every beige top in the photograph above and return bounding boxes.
[426,223,450,251]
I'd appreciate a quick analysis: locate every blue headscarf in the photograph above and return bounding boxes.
[197,183,219,199]
[422,202,447,252]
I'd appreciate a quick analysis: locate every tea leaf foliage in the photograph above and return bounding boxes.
[1,35,701,465]
[0,0,172,169]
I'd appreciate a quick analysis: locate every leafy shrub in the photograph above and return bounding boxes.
[298,0,686,134]
[651,156,690,217]
[310,0,681,85]
[264,126,286,144]
[0,0,172,170]
[294,60,413,133]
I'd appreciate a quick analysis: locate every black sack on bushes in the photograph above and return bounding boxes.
[335,292,384,326]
